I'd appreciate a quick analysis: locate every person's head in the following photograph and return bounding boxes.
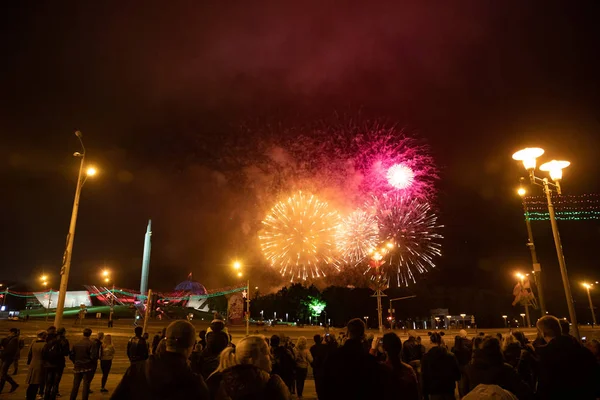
[407,330,418,339]
[104,334,112,346]
[502,334,519,351]
[473,336,484,352]
[143,332,149,340]
[346,318,366,341]
[47,326,57,335]
[429,331,445,346]
[459,329,468,339]
[9,328,18,336]
[296,336,308,351]
[313,334,322,344]
[585,339,600,361]
[496,333,503,341]
[454,335,462,349]
[134,326,143,337]
[536,315,562,342]
[97,332,105,341]
[199,330,206,340]
[37,330,47,340]
[57,327,66,337]
[165,320,196,358]
[559,319,571,335]
[83,328,92,338]
[206,331,229,355]
[512,331,527,347]
[474,337,504,366]
[382,333,402,366]
[220,335,272,373]
[270,334,280,348]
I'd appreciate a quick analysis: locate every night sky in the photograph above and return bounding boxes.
[2,2,599,319]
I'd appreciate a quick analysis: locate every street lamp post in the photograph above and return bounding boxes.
[460,313,466,329]
[520,313,526,327]
[54,131,96,329]
[583,283,597,327]
[512,148,580,339]
[518,182,547,316]
[103,270,115,328]
[41,275,50,321]
[233,261,250,336]
[502,315,508,328]
[516,273,532,327]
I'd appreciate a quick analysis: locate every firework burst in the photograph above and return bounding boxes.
[259,191,340,281]
[335,210,379,264]
[369,194,443,287]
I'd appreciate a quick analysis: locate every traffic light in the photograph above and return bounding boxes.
[149,293,159,318]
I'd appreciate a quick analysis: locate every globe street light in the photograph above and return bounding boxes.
[517,181,547,316]
[502,315,508,328]
[512,147,579,339]
[55,131,97,329]
[520,313,526,327]
[582,283,597,328]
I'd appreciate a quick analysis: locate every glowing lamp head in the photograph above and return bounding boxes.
[41,275,47,281]
[233,261,241,270]
[517,187,526,197]
[102,270,109,277]
[460,314,466,318]
[512,148,545,171]
[520,313,526,317]
[237,272,243,277]
[583,283,593,289]
[86,167,97,177]
[539,160,570,181]
[502,315,507,318]
[386,164,414,190]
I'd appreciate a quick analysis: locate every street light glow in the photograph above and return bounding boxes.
[41,275,47,281]
[233,261,241,270]
[512,147,545,170]
[86,167,97,177]
[539,160,570,181]
[583,282,593,289]
[237,272,243,277]
[517,187,526,197]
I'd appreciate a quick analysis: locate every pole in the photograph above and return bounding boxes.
[46,290,51,322]
[524,303,531,327]
[246,279,250,336]
[143,289,152,335]
[109,283,115,327]
[587,287,597,327]
[523,200,547,316]
[2,288,7,310]
[54,142,86,329]
[376,289,383,334]
[544,180,580,339]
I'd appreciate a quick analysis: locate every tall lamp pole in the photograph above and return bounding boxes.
[518,183,547,316]
[583,283,597,328]
[512,148,579,339]
[54,131,97,328]
[516,273,532,327]
[233,261,250,336]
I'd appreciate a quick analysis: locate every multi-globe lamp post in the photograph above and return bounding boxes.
[515,272,532,327]
[512,147,579,339]
[54,131,97,329]
[233,261,250,336]
[102,269,115,327]
[41,275,51,321]
[582,283,597,328]
[517,181,547,316]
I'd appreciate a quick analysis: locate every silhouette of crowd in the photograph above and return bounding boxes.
[1,313,600,399]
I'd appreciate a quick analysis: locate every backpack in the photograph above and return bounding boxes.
[43,340,64,364]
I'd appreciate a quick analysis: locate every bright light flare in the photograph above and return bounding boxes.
[233,261,242,270]
[86,167,97,177]
[583,282,593,289]
[259,191,340,281]
[386,164,415,190]
[517,187,526,197]
[512,148,545,170]
[540,160,570,181]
